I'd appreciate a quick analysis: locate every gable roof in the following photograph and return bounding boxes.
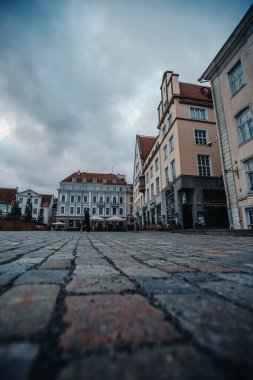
[41,194,53,207]
[179,82,212,103]
[61,172,127,185]
[138,135,157,163]
[0,188,17,205]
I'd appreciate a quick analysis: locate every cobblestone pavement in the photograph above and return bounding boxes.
[0,231,253,380]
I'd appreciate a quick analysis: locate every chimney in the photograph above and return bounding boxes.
[77,170,81,176]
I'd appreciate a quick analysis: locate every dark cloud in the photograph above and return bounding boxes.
[0,0,251,194]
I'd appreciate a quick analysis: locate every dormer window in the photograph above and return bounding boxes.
[112,179,117,184]
[103,178,108,184]
[92,178,97,183]
[72,177,77,182]
[27,192,31,196]
[82,178,87,183]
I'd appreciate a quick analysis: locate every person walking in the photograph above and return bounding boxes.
[85,209,90,233]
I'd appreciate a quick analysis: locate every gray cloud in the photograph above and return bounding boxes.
[0,0,251,194]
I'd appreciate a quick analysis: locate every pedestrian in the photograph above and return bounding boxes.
[85,209,90,233]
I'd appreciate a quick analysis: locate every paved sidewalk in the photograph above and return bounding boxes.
[0,231,253,380]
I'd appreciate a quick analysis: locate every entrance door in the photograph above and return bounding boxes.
[182,205,193,229]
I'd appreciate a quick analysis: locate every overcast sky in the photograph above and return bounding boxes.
[0,0,252,195]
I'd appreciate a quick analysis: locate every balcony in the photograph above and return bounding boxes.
[139,175,145,193]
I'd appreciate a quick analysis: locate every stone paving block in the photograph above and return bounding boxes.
[0,262,34,275]
[57,345,228,380]
[155,294,253,364]
[74,265,119,276]
[215,273,253,287]
[200,280,253,310]
[40,259,71,270]
[14,269,68,285]
[120,265,169,278]
[157,263,197,273]
[136,276,198,295]
[75,257,111,266]
[0,256,17,264]
[188,261,235,273]
[15,257,45,264]
[50,254,74,259]
[61,294,179,350]
[0,284,59,338]
[0,274,18,287]
[0,342,38,380]
[179,272,218,283]
[66,275,135,294]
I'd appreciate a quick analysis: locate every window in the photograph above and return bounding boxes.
[190,107,206,120]
[164,167,169,184]
[82,178,87,183]
[162,125,167,137]
[103,178,108,184]
[156,177,160,194]
[155,158,159,171]
[70,195,74,202]
[150,166,153,178]
[197,155,211,176]
[77,195,81,203]
[92,178,97,183]
[146,172,149,183]
[113,196,117,203]
[92,207,96,215]
[245,158,253,193]
[146,189,149,202]
[169,135,174,152]
[130,196,133,202]
[163,144,168,160]
[106,208,110,215]
[61,206,64,214]
[99,207,103,215]
[20,198,23,203]
[72,177,76,182]
[84,195,88,203]
[112,207,117,215]
[61,195,65,202]
[112,179,117,184]
[76,207,81,215]
[151,183,154,198]
[195,129,207,145]
[119,197,123,204]
[167,114,172,128]
[236,107,253,144]
[92,196,97,203]
[106,196,110,203]
[33,208,37,214]
[99,196,103,203]
[70,207,74,214]
[34,199,38,204]
[171,159,176,180]
[228,61,245,96]
[119,208,123,216]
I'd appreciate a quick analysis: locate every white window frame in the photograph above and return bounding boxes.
[235,106,253,144]
[244,157,253,193]
[228,60,245,96]
[194,129,208,145]
[197,154,212,176]
[190,107,207,121]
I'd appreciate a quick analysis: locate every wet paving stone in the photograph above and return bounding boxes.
[66,275,135,294]
[200,280,253,310]
[14,269,68,285]
[40,259,71,270]
[0,342,39,380]
[74,264,119,276]
[215,272,253,287]
[57,345,229,380]
[61,294,180,350]
[0,284,59,338]
[155,293,253,364]
[136,276,198,295]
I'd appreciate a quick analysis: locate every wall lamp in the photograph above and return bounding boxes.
[206,137,218,147]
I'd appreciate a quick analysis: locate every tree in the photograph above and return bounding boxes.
[9,200,22,220]
[38,208,44,224]
[23,197,33,222]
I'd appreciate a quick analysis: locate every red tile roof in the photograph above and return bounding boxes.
[41,194,53,207]
[0,188,17,205]
[179,82,213,103]
[138,135,157,162]
[61,172,127,185]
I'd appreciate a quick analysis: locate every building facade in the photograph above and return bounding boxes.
[16,189,54,225]
[133,71,228,229]
[126,184,134,225]
[56,171,128,229]
[0,188,17,218]
[199,5,253,229]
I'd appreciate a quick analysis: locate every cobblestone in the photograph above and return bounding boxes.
[0,231,252,380]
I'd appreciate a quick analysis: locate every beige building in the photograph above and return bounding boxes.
[133,71,228,229]
[126,184,134,226]
[199,5,253,229]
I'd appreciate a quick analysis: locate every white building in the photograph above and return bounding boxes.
[16,189,53,225]
[56,171,128,229]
